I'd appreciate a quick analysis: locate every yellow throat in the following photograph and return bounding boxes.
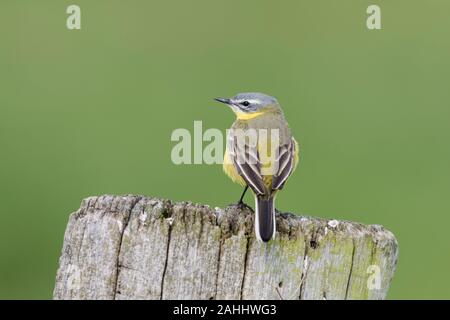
[235,111,265,120]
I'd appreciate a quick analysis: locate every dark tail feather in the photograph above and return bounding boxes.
[255,196,276,242]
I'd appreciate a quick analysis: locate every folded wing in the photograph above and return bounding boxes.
[229,134,297,195]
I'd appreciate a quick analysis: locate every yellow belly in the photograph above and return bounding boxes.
[223,149,246,186]
[293,137,300,170]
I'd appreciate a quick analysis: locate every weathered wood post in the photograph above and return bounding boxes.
[53,195,398,300]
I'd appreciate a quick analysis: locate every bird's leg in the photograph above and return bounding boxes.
[235,185,253,210]
[237,185,249,205]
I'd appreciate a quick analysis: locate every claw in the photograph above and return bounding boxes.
[235,201,253,211]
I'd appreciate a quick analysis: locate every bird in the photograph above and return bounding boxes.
[215,92,299,242]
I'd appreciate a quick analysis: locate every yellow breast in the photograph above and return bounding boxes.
[223,149,246,186]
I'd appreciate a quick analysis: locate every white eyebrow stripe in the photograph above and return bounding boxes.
[237,99,260,104]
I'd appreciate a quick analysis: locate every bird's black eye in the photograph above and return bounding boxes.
[241,101,250,107]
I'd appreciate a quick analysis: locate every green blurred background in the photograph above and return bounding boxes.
[1,0,449,299]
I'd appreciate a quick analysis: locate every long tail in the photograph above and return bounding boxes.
[255,195,276,242]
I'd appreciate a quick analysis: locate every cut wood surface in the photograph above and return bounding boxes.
[53,195,398,300]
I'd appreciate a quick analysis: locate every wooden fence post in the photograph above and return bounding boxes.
[53,195,398,300]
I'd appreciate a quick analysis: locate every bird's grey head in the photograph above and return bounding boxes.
[214,92,281,114]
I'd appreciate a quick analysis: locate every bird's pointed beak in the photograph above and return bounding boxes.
[214,97,232,105]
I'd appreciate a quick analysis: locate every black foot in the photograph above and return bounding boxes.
[227,185,253,211]
[231,201,253,211]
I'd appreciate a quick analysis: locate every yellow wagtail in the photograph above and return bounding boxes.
[215,93,299,242]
